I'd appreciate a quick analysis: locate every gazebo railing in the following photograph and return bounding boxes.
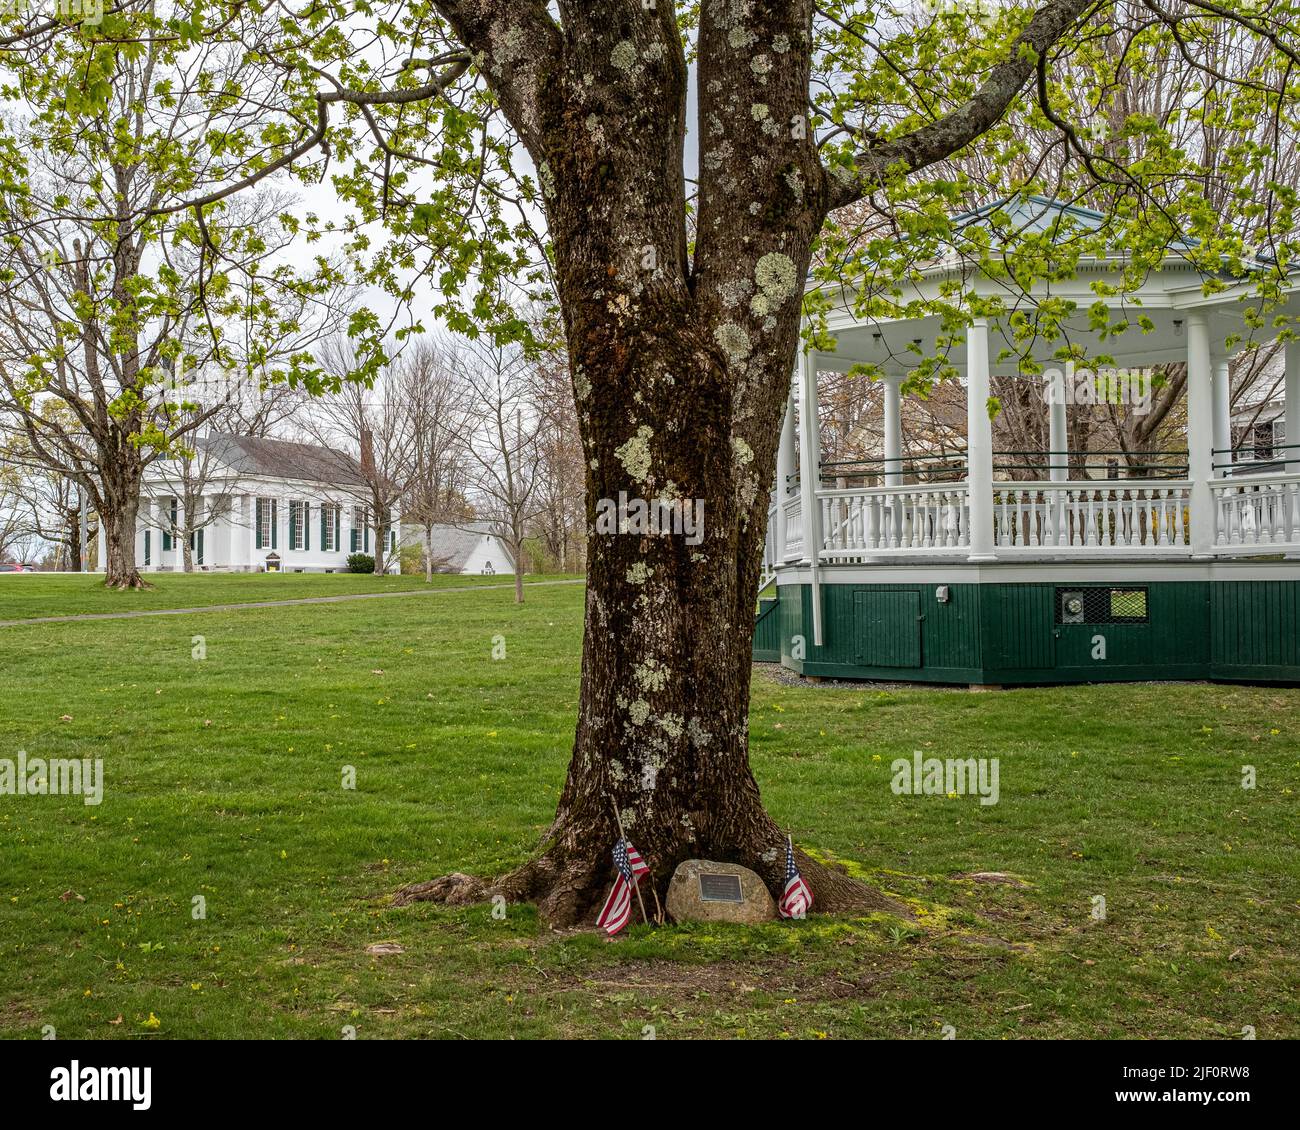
[994,450,1189,479]
[819,452,967,485]
[817,483,971,558]
[771,475,1300,563]
[787,480,1194,558]
[992,481,1192,552]
[1211,473,1300,550]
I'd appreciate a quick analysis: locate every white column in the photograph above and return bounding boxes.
[235,495,245,570]
[1212,355,1232,476]
[774,372,797,561]
[1286,339,1300,474]
[191,495,203,567]
[1186,312,1215,556]
[242,495,256,570]
[170,499,184,570]
[882,373,903,487]
[797,347,824,645]
[1048,367,1068,482]
[966,319,995,561]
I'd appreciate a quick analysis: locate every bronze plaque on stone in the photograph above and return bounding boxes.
[698,872,744,903]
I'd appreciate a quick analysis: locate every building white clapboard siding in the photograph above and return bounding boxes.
[400,521,515,575]
[137,435,400,573]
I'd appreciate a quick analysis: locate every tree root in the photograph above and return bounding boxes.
[393,844,909,927]
[793,849,912,919]
[103,576,153,591]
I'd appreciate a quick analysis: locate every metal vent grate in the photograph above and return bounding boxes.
[1056,586,1149,625]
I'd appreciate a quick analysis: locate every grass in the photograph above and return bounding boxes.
[0,571,571,621]
[1,576,1297,1040]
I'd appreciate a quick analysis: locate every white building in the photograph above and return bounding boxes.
[399,521,515,574]
[138,434,400,572]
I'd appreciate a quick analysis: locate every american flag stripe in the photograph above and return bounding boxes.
[778,839,813,919]
[595,836,649,936]
[626,848,649,879]
[597,880,632,934]
[596,879,626,929]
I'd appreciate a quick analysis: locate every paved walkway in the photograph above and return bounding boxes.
[0,578,586,629]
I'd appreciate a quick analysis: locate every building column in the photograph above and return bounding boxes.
[774,371,797,561]
[882,373,903,487]
[1186,312,1215,556]
[1212,354,1232,476]
[966,319,995,561]
[170,499,184,570]
[242,495,256,570]
[1286,339,1300,474]
[1048,367,1068,482]
[797,347,824,645]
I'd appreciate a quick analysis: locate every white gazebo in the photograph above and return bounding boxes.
[757,197,1300,685]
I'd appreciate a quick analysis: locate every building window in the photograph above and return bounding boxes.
[162,497,177,551]
[256,497,277,550]
[289,500,307,550]
[320,504,340,552]
[143,529,151,566]
[1253,421,1276,462]
[351,506,368,553]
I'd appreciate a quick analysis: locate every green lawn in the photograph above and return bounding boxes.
[0,571,569,621]
[1,576,1297,1040]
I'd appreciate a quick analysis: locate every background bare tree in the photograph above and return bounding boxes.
[0,458,36,563]
[458,340,545,603]
[401,340,473,580]
[526,340,586,574]
[306,339,417,575]
[1,405,100,570]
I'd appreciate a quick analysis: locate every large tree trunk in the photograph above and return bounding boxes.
[398,0,900,925]
[399,324,894,924]
[102,491,145,590]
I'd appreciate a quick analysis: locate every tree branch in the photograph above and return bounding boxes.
[432,0,563,160]
[151,56,472,218]
[825,0,1098,208]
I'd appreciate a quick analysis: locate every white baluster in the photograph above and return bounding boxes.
[1241,489,1258,544]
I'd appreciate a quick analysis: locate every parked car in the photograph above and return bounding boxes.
[0,562,33,572]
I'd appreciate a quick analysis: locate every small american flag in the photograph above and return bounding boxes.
[595,838,650,935]
[778,837,813,919]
